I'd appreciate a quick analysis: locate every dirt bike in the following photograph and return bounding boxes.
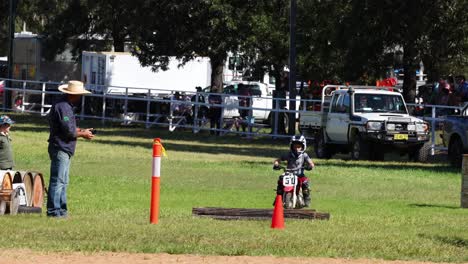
[274,166,310,209]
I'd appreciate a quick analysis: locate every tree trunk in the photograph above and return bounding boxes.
[210,55,225,93]
[421,56,438,83]
[402,45,417,103]
[112,32,125,52]
[272,65,286,134]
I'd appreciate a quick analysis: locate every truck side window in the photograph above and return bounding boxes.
[342,94,350,113]
[335,94,348,113]
[331,94,348,113]
[330,94,340,113]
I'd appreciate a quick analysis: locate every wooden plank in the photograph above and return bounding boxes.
[192,207,330,220]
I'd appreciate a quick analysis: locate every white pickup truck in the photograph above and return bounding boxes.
[202,81,300,127]
[220,81,273,121]
[299,85,431,161]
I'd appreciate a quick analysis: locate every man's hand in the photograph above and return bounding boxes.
[304,165,313,171]
[78,128,95,140]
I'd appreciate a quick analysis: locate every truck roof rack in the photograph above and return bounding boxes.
[319,85,396,112]
[322,85,395,100]
[323,84,394,94]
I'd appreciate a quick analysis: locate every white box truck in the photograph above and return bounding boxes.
[81,51,212,95]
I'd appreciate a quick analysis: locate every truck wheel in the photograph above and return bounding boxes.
[410,141,431,163]
[314,132,332,159]
[448,137,463,168]
[351,135,369,160]
[370,144,385,161]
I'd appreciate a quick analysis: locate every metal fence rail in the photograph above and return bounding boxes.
[0,78,461,154]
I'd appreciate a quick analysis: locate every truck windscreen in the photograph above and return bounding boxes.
[354,94,407,114]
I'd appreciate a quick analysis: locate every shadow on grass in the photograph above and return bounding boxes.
[419,234,468,248]
[409,203,460,209]
[92,138,284,159]
[10,113,456,171]
[318,159,458,173]
[12,113,288,159]
[14,124,286,147]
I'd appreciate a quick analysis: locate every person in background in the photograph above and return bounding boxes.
[0,115,15,170]
[47,80,95,218]
[456,75,468,103]
[191,86,207,126]
[208,86,223,135]
[237,83,252,133]
[436,81,460,116]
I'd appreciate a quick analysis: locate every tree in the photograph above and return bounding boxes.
[4,0,468,100]
[241,0,289,88]
[0,1,10,56]
[419,0,468,82]
[129,0,255,92]
[296,0,342,82]
[37,0,136,61]
[236,0,291,133]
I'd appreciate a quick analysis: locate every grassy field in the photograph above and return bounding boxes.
[0,113,467,262]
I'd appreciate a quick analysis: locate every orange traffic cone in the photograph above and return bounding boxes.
[271,194,285,229]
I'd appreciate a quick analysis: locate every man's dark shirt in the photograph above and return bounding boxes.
[48,96,78,156]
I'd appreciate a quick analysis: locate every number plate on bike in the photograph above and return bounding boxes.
[282,175,296,187]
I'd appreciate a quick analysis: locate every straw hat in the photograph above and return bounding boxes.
[58,81,91,95]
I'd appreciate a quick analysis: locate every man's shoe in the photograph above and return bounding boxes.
[48,214,70,220]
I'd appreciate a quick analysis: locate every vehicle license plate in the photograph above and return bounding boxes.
[394,134,408,140]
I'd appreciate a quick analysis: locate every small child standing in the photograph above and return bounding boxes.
[0,115,15,170]
[274,135,315,207]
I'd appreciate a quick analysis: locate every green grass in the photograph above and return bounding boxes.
[1,113,467,262]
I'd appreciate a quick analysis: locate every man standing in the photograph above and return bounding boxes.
[47,80,94,218]
[208,86,223,135]
[237,83,252,133]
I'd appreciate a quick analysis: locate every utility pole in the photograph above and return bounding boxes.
[5,0,17,110]
[288,0,297,135]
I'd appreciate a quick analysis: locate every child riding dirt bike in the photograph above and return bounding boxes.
[273,135,315,207]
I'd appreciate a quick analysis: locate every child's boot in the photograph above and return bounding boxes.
[302,188,311,207]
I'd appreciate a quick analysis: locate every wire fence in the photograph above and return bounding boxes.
[1,78,463,155]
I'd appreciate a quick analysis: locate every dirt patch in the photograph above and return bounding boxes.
[0,250,458,264]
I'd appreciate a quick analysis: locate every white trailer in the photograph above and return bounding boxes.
[81,51,212,95]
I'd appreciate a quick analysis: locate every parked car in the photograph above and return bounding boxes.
[441,102,468,167]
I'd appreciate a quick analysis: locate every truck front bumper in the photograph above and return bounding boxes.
[363,131,429,147]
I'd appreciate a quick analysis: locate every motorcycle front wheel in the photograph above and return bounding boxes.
[283,193,294,209]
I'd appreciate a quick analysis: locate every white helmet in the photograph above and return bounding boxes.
[290,135,307,156]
